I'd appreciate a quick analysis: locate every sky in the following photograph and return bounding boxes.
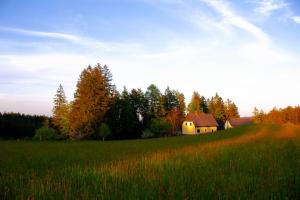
[0,0,300,116]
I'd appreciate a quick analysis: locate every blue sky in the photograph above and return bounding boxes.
[0,0,300,116]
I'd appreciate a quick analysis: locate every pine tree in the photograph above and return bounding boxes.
[69,64,115,138]
[52,84,69,135]
[105,88,142,139]
[145,84,165,118]
[129,88,148,125]
[163,86,179,112]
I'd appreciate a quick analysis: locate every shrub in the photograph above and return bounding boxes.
[33,127,62,141]
[96,123,111,141]
[149,118,171,137]
[141,129,154,139]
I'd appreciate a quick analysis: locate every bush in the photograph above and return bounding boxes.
[33,127,62,141]
[96,123,111,141]
[149,118,171,137]
[141,129,154,139]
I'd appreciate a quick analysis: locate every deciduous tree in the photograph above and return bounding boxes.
[166,108,181,135]
[187,92,208,114]
[208,93,226,127]
[224,99,240,119]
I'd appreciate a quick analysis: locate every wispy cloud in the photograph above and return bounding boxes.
[253,0,300,25]
[0,26,142,53]
[255,0,287,16]
[0,26,81,42]
[199,0,271,45]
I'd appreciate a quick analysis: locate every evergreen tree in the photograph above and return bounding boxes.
[119,88,141,139]
[145,84,165,118]
[104,92,122,139]
[129,88,148,125]
[52,84,69,135]
[163,86,179,112]
[187,92,208,114]
[69,64,115,138]
[105,88,142,139]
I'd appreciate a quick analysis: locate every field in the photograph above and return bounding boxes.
[0,124,299,199]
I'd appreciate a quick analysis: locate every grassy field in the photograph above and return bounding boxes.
[0,124,299,199]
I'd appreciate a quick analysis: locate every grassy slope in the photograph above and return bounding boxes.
[0,124,299,199]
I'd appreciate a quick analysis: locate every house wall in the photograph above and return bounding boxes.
[224,121,233,130]
[198,127,217,133]
[182,121,196,134]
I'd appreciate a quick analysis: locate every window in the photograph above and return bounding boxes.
[190,122,192,126]
[197,129,200,133]
[185,122,187,126]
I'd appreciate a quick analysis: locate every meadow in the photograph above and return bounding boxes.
[0,124,299,199]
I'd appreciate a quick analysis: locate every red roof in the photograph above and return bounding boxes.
[186,113,218,127]
[228,117,253,126]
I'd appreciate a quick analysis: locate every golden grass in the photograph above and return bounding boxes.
[97,125,277,178]
[273,123,300,140]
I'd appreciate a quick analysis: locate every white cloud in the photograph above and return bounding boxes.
[0,26,142,53]
[199,0,271,45]
[0,26,81,42]
[255,0,287,16]
[291,16,300,24]
[253,0,300,25]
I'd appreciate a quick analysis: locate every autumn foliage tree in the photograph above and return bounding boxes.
[187,92,208,114]
[69,64,115,138]
[253,107,265,123]
[208,93,226,127]
[166,108,181,135]
[224,99,239,120]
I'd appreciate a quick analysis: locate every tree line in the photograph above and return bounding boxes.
[253,106,300,124]
[0,113,47,139]
[52,64,240,140]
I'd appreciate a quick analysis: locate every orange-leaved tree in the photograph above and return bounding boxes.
[69,64,115,138]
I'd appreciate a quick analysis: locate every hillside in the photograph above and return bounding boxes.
[0,124,299,199]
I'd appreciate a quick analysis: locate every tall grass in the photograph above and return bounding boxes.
[0,124,299,199]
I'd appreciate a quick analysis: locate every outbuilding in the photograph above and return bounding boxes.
[224,117,253,129]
